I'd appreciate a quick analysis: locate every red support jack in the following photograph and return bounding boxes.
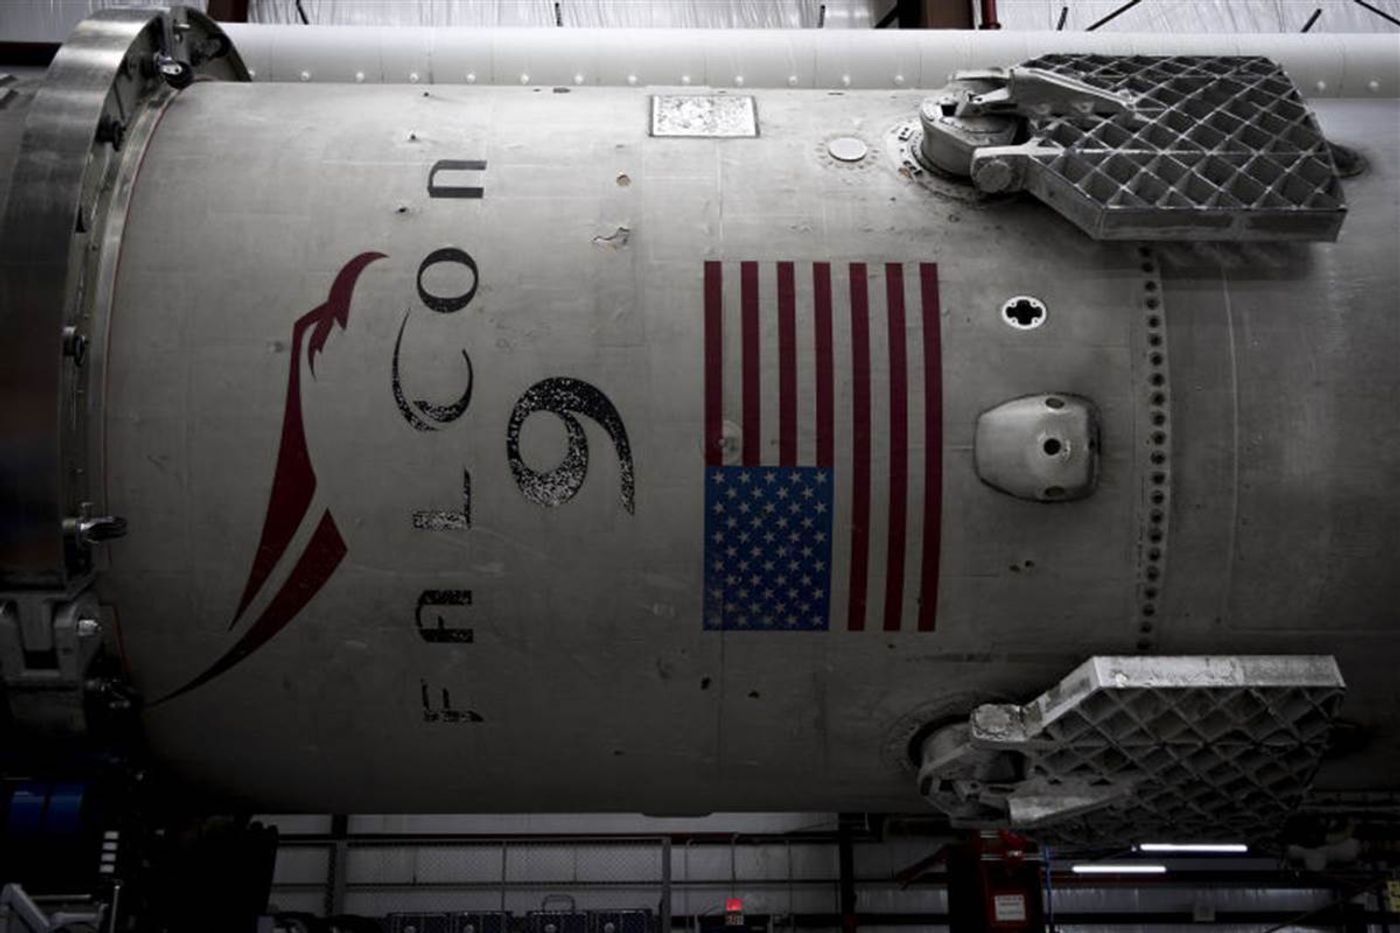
[947,830,1045,932]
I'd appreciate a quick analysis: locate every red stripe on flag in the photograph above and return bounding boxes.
[883,264,908,633]
[847,263,871,632]
[704,261,723,467]
[777,261,797,466]
[918,263,943,631]
[813,263,834,469]
[741,261,760,466]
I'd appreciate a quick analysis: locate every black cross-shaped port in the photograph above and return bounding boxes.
[1003,297,1046,328]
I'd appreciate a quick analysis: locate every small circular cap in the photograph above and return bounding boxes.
[827,136,868,163]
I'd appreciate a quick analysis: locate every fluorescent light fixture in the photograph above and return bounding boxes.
[1136,842,1249,854]
[1071,864,1167,875]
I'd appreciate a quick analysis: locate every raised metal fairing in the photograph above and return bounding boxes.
[0,7,246,590]
[974,394,1100,503]
[918,656,1346,842]
[922,56,1347,241]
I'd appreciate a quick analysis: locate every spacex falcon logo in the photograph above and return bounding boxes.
[154,252,386,705]
[154,158,630,709]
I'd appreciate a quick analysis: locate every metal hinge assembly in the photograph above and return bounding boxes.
[917,55,1347,241]
[916,655,1346,843]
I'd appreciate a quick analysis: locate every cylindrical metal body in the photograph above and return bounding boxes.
[219,24,1400,98]
[3,26,1398,813]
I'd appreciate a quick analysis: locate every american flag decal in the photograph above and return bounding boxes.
[703,261,943,632]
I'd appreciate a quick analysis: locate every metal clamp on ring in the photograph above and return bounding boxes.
[0,8,248,734]
[0,7,247,591]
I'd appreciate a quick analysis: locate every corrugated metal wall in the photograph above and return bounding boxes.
[257,813,1357,930]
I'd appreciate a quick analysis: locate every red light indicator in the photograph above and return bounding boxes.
[725,897,744,914]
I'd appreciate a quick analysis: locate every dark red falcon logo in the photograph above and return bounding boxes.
[155,252,385,704]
